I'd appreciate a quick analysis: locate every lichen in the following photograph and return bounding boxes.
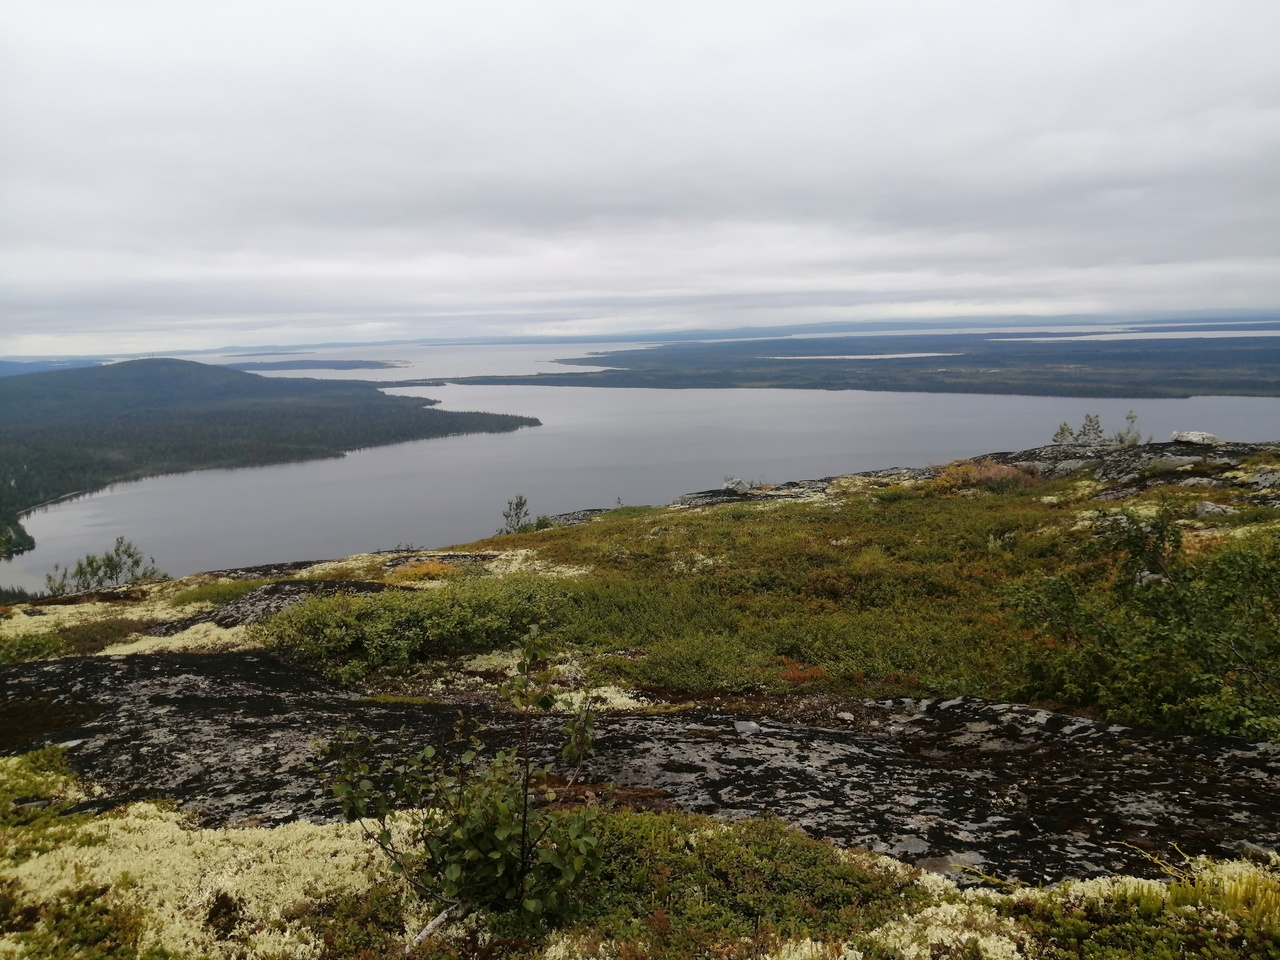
[869,901,1034,960]
[101,622,254,656]
[1,802,386,960]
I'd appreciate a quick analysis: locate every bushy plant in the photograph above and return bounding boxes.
[315,632,601,938]
[256,574,568,682]
[44,537,166,597]
[634,632,776,694]
[931,459,1039,494]
[1011,509,1280,739]
[169,578,269,607]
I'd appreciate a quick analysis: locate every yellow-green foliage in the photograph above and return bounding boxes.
[254,574,571,683]
[169,578,269,608]
[385,559,460,584]
[528,486,1079,698]
[930,459,1040,495]
[0,617,158,665]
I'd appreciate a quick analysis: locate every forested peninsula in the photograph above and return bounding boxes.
[0,358,539,556]
[452,331,1280,397]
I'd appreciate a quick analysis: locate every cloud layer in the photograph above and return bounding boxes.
[3,1,1279,354]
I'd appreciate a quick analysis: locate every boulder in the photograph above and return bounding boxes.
[1170,431,1221,445]
[1195,501,1239,517]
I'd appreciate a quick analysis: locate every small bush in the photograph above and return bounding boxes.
[932,459,1039,494]
[385,559,459,584]
[0,617,152,664]
[257,575,568,682]
[44,537,166,597]
[1011,511,1280,739]
[633,632,776,694]
[169,578,269,608]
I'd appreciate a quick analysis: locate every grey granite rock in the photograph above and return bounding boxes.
[3,654,1278,885]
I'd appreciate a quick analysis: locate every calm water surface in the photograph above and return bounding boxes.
[5,344,1280,591]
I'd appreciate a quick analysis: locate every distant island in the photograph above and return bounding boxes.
[451,330,1280,397]
[0,358,540,556]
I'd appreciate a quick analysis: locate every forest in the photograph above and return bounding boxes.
[0,358,540,556]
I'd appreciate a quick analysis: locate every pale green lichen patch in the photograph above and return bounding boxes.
[297,554,387,580]
[870,900,1034,960]
[483,549,591,579]
[100,622,255,656]
[2,802,387,960]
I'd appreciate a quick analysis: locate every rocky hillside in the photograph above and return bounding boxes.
[2,434,1279,959]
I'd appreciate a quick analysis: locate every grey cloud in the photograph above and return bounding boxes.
[2,1,1279,353]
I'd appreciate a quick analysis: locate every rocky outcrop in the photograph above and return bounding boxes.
[978,439,1272,485]
[2,652,1277,884]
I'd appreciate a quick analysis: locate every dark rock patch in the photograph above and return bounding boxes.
[2,652,1277,884]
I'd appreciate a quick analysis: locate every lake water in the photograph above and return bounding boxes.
[5,341,1280,591]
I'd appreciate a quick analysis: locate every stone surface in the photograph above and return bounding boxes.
[1195,501,1240,517]
[1170,431,1221,445]
[3,652,1278,885]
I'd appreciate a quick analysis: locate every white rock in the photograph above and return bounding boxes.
[1170,430,1220,445]
[722,477,750,494]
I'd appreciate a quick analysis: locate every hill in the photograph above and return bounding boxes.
[0,358,540,556]
[1,437,1279,957]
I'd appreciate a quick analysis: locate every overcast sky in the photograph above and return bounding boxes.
[2,2,1279,356]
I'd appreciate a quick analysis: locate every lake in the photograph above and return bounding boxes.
[4,341,1280,591]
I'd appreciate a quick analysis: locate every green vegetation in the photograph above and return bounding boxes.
[256,574,568,683]
[1012,509,1280,740]
[168,578,270,608]
[318,633,601,935]
[44,537,166,597]
[0,358,540,556]
[0,617,157,665]
[246,458,1280,739]
[452,331,1280,397]
[1052,411,1145,446]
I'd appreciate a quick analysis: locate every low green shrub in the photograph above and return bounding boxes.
[316,634,601,934]
[632,632,777,694]
[256,575,569,683]
[1012,510,1280,740]
[564,812,929,954]
[168,578,269,607]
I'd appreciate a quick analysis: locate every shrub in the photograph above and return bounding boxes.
[256,575,568,682]
[44,537,166,597]
[315,633,601,935]
[1011,509,1280,739]
[169,578,269,607]
[1,617,153,664]
[932,459,1039,494]
[384,559,459,584]
[634,632,776,694]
